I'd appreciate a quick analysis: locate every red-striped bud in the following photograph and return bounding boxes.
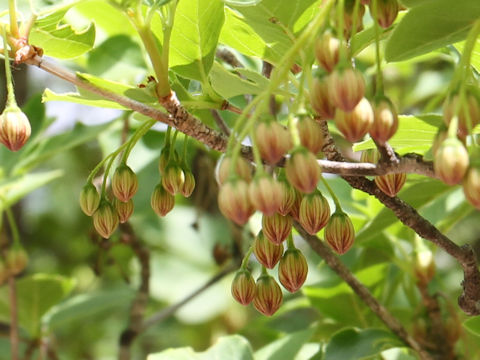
[375,173,406,197]
[218,179,254,225]
[285,147,321,194]
[112,164,138,202]
[297,116,324,155]
[262,213,292,245]
[371,0,399,29]
[335,98,373,142]
[114,198,134,223]
[279,248,308,293]
[79,183,100,216]
[215,155,253,185]
[299,190,331,235]
[151,183,175,217]
[463,164,480,209]
[311,76,336,119]
[277,179,296,216]
[434,138,469,185]
[315,31,342,73]
[231,269,256,305]
[328,68,365,112]
[370,97,398,145]
[289,189,303,222]
[443,93,480,139]
[253,273,283,316]
[249,175,283,216]
[255,121,293,165]
[325,211,355,255]
[93,200,119,238]
[162,163,185,195]
[253,230,283,269]
[343,1,365,38]
[0,106,31,151]
[181,169,196,197]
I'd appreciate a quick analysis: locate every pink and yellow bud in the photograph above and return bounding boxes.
[328,68,365,112]
[343,2,365,38]
[112,164,138,202]
[93,200,119,238]
[215,155,253,185]
[288,189,303,222]
[324,211,355,255]
[299,190,331,235]
[262,213,292,245]
[443,93,480,139]
[114,198,134,223]
[285,147,321,194]
[463,164,480,209]
[248,175,283,216]
[371,0,399,29]
[0,106,31,151]
[279,248,308,293]
[335,97,373,142]
[315,31,342,73]
[297,116,324,155]
[218,179,254,225]
[231,269,256,305]
[253,273,283,316]
[255,121,293,165]
[253,230,284,269]
[311,76,336,120]
[434,138,469,185]
[370,97,398,145]
[151,183,175,217]
[79,183,100,216]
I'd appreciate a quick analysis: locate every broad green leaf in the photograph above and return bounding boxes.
[223,0,263,6]
[353,115,441,155]
[42,89,126,109]
[463,316,480,337]
[17,0,80,14]
[169,0,225,81]
[385,0,480,62]
[456,39,480,73]
[254,328,315,360]
[147,335,254,360]
[325,328,402,360]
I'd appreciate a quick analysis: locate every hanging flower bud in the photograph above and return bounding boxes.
[248,174,283,216]
[114,198,134,223]
[277,180,297,216]
[93,200,119,238]
[315,31,342,73]
[278,248,308,293]
[181,169,196,197]
[311,76,336,119]
[5,243,28,275]
[151,183,175,217]
[253,230,284,269]
[375,173,406,197]
[218,178,254,225]
[325,211,355,255]
[215,155,253,185]
[329,68,365,112]
[255,120,293,165]
[285,147,321,194]
[443,93,480,138]
[162,163,185,195]
[231,269,256,305]
[335,98,373,143]
[299,190,331,235]
[112,164,138,202]
[262,213,292,245]
[79,183,100,216]
[158,147,171,175]
[463,164,480,209]
[0,105,31,151]
[297,116,324,154]
[289,189,303,222]
[370,97,398,145]
[371,0,399,28]
[343,2,365,38]
[434,138,469,185]
[253,273,283,316]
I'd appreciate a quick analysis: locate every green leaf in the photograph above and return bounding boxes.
[463,316,480,337]
[385,0,480,62]
[223,0,263,6]
[399,0,435,7]
[169,0,225,81]
[254,327,315,360]
[325,328,402,360]
[42,89,126,109]
[147,335,254,360]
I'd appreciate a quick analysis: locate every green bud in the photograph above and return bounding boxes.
[253,273,283,316]
[79,183,100,216]
[231,269,256,305]
[181,169,196,197]
[151,183,175,217]
[112,164,138,202]
[162,163,185,195]
[93,200,119,238]
[325,212,355,255]
[299,190,331,235]
[114,198,134,223]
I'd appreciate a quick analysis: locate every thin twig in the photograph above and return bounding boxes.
[216,48,244,68]
[8,276,18,360]
[210,110,231,136]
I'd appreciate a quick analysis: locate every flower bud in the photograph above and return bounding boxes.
[162,163,185,195]
[231,269,256,305]
[371,0,399,28]
[285,147,321,194]
[218,178,254,225]
[255,120,293,165]
[112,164,138,202]
[315,31,342,73]
[324,211,355,255]
[299,190,331,235]
[277,180,297,216]
[151,183,175,217]
[328,68,365,112]
[5,244,28,275]
[253,273,283,316]
[463,164,480,209]
[114,198,134,223]
[443,93,480,138]
[434,138,469,185]
[248,175,283,216]
[279,248,308,293]
[215,155,253,185]
[289,189,303,222]
[297,116,324,154]
[79,183,100,216]
[370,97,398,145]
[335,98,373,142]
[375,173,406,197]
[181,169,196,197]
[311,76,336,119]
[253,230,283,269]
[93,200,119,238]
[0,106,31,151]
[262,213,292,245]
[343,2,365,38]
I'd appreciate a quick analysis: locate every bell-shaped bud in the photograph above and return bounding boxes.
[285,147,321,194]
[231,269,256,305]
[5,243,28,275]
[328,68,365,112]
[315,31,342,73]
[151,183,175,217]
[297,116,324,154]
[93,200,119,238]
[278,248,308,293]
[158,147,171,175]
[112,164,138,202]
[375,173,406,197]
[343,2,365,38]
[370,97,398,145]
[181,169,196,197]
[215,155,253,185]
[371,0,399,28]
[253,230,283,269]
[253,273,283,316]
[262,213,292,245]
[335,98,373,142]
[277,180,297,216]
[114,198,134,223]
[299,190,331,235]
[248,174,283,216]
[311,76,336,120]
[218,178,254,225]
[162,163,185,195]
[443,93,480,138]
[324,211,355,255]
[0,106,31,151]
[434,137,469,185]
[79,183,100,216]
[463,164,480,209]
[289,188,303,222]
[255,120,293,165]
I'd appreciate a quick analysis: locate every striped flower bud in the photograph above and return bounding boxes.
[151,183,175,217]
[0,106,31,151]
[328,68,365,112]
[325,211,355,255]
[299,190,331,235]
[297,116,324,155]
[279,248,308,293]
[215,155,253,186]
[463,164,480,209]
[231,269,256,305]
[218,178,254,225]
[93,200,119,238]
[289,189,303,222]
[285,147,321,194]
[79,183,100,216]
[255,120,293,165]
[181,169,196,197]
[443,93,480,139]
[335,97,373,143]
[112,164,138,202]
[370,97,398,145]
[371,0,399,29]
[248,174,283,216]
[315,31,341,73]
[262,213,292,245]
[343,1,365,38]
[375,173,406,197]
[253,273,283,316]
[434,138,469,185]
[5,244,28,275]
[253,230,283,269]
[311,76,336,120]
[162,163,185,195]
[277,180,297,216]
[114,198,134,223]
